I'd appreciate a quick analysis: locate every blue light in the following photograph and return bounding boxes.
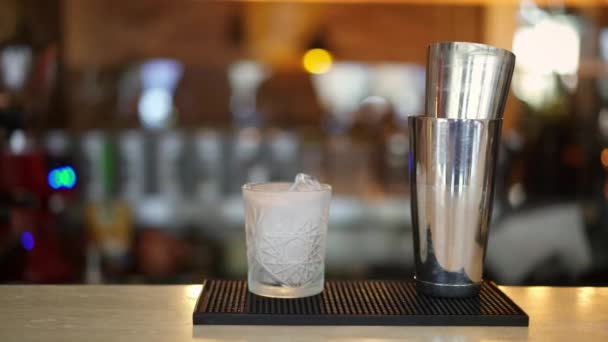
[21,231,34,251]
[48,170,60,189]
[48,166,77,190]
[408,152,413,173]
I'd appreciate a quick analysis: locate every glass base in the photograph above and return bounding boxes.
[415,278,481,298]
[248,280,323,298]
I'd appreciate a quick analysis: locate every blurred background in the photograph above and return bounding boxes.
[0,0,607,286]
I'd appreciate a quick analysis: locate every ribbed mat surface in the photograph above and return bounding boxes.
[193,280,528,326]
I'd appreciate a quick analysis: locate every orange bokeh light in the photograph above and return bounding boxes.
[601,148,608,168]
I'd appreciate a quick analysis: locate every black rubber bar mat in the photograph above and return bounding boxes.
[193,280,529,326]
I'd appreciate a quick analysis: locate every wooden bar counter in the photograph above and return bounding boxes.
[1,285,607,341]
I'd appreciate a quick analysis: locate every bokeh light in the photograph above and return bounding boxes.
[513,17,580,75]
[601,148,608,168]
[311,62,369,131]
[48,166,77,190]
[302,48,333,75]
[138,88,173,129]
[138,59,183,130]
[511,15,580,111]
[20,231,34,251]
[9,130,26,154]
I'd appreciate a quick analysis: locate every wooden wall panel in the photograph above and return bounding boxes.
[326,4,483,64]
[60,1,485,128]
[63,1,483,68]
[63,0,241,68]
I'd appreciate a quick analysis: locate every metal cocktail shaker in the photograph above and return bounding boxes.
[425,42,515,120]
[410,42,515,297]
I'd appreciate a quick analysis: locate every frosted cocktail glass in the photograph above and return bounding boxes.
[242,182,331,298]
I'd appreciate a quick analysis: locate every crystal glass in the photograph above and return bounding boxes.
[242,182,331,298]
